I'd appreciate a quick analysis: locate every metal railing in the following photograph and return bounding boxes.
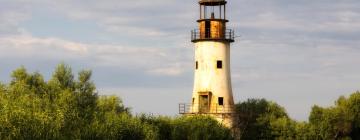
[179,103,235,114]
[191,29,234,42]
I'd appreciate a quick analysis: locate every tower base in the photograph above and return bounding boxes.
[183,113,240,139]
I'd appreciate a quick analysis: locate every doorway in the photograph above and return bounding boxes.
[199,95,209,113]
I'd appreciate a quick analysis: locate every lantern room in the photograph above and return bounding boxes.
[191,0,234,43]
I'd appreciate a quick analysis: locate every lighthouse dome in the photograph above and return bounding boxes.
[199,0,226,5]
[200,0,225,2]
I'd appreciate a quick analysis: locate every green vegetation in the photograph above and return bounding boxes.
[235,93,360,140]
[0,64,359,140]
[0,64,232,140]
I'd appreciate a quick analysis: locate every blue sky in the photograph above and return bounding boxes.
[1,0,360,121]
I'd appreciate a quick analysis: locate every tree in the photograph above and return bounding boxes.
[348,92,360,139]
[171,116,233,140]
[0,64,143,139]
[6,64,360,139]
[49,63,75,91]
[309,91,360,140]
[76,70,98,123]
[235,99,297,140]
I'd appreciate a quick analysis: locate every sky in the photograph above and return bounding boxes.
[1,0,360,121]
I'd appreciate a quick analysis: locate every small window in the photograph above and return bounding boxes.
[217,60,222,69]
[196,61,198,69]
[218,97,224,105]
[192,98,195,104]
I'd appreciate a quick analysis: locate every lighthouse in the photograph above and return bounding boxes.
[179,0,236,128]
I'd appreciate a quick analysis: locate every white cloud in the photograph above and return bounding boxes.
[0,32,190,76]
[146,62,188,76]
[232,1,360,34]
[102,25,168,37]
[235,12,300,30]
[40,0,195,38]
[0,34,88,56]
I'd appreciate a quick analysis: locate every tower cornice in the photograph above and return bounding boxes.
[199,0,227,6]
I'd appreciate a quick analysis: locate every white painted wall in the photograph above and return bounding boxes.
[191,41,234,112]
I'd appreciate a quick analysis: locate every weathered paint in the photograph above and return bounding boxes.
[199,21,205,39]
[191,41,235,127]
[198,20,225,39]
[186,0,237,130]
[210,21,225,38]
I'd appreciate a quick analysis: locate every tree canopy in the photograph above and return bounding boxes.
[0,64,232,140]
[1,64,359,140]
[235,92,360,140]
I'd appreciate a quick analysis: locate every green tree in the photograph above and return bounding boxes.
[138,114,174,140]
[75,70,98,126]
[49,63,75,91]
[172,116,233,140]
[10,64,360,140]
[235,99,297,140]
[348,92,360,139]
[309,91,360,140]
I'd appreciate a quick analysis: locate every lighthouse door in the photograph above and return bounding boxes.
[199,95,209,113]
[199,92,212,113]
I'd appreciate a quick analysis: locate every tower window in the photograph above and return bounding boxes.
[217,60,222,69]
[218,97,224,105]
[196,61,198,69]
[192,98,195,104]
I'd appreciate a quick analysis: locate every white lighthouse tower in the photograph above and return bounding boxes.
[180,0,236,128]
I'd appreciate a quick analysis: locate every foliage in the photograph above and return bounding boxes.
[0,64,232,140]
[235,92,360,140]
[308,92,360,140]
[2,64,360,140]
[137,114,233,140]
[171,116,233,140]
[235,99,295,140]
